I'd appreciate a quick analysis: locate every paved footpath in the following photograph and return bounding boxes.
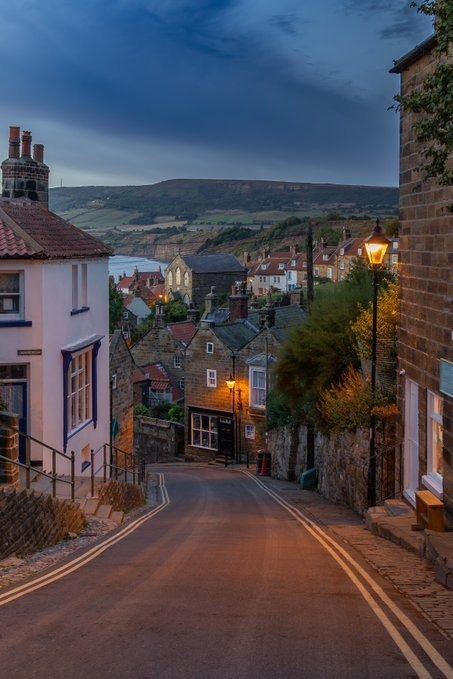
[256,471,453,641]
[0,465,452,679]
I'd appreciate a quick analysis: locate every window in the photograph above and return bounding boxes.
[72,263,88,312]
[291,259,296,267]
[261,264,267,270]
[0,272,22,318]
[249,367,266,408]
[191,413,218,450]
[206,342,214,354]
[314,268,319,277]
[245,424,255,440]
[175,267,181,286]
[423,391,443,497]
[340,261,345,270]
[123,311,128,319]
[184,271,189,286]
[391,254,398,264]
[273,276,279,283]
[340,248,344,256]
[393,241,399,250]
[278,263,285,270]
[72,265,78,310]
[303,262,307,268]
[111,374,117,390]
[174,355,182,369]
[323,254,328,262]
[81,263,88,307]
[357,248,362,256]
[327,267,333,279]
[287,271,292,280]
[68,348,92,433]
[167,270,173,287]
[179,378,185,390]
[207,369,216,387]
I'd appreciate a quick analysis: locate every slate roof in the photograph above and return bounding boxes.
[0,199,112,259]
[337,238,365,258]
[126,297,152,319]
[390,34,437,73]
[181,254,245,273]
[167,321,197,347]
[213,320,258,352]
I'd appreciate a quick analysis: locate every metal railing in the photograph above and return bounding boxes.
[90,443,144,497]
[0,423,75,500]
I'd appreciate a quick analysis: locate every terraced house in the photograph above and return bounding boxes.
[0,126,111,475]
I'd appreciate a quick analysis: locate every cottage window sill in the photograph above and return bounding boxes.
[71,306,90,316]
[0,320,32,327]
[422,473,443,499]
[67,418,94,440]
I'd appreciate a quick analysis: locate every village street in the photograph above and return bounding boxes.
[0,466,452,679]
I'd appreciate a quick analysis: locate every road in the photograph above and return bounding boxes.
[0,466,452,679]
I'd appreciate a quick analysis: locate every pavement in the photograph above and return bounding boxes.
[0,464,452,679]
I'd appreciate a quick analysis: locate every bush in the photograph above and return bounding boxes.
[134,404,150,417]
[318,367,374,432]
[168,405,184,422]
[351,282,399,361]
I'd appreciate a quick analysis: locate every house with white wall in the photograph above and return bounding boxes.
[0,126,112,476]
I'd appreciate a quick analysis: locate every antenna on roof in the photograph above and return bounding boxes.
[60,178,63,188]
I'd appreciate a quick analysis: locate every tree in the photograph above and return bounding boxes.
[393,1,453,187]
[109,283,124,334]
[165,301,187,323]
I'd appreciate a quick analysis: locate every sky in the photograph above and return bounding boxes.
[0,0,433,188]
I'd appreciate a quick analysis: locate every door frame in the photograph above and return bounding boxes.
[403,377,419,505]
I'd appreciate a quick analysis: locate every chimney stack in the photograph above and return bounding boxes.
[187,306,199,324]
[228,282,249,323]
[290,243,300,256]
[155,301,166,328]
[8,126,20,159]
[204,286,217,315]
[33,144,44,163]
[342,226,352,241]
[21,131,32,158]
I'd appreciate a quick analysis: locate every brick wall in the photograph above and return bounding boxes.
[396,46,453,525]
[134,415,184,462]
[165,255,245,308]
[110,331,135,455]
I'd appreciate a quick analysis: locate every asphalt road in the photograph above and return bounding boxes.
[0,466,452,679]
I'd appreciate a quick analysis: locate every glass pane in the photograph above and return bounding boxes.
[434,422,443,475]
[193,430,200,446]
[0,273,19,293]
[0,295,20,314]
[201,415,209,431]
[210,417,217,433]
[85,385,91,419]
[192,414,200,430]
[210,433,218,450]
[0,364,26,379]
[201,432,209,448]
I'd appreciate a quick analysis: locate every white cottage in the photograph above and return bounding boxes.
[0,126,112,475]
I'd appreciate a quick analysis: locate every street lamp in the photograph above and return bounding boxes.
[364,219,390,507]
[226,375,236,468]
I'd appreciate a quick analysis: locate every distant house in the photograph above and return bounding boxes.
[164,253,245,307]
[110,330,135,454]
[285,252,307,290]
[313,242,337,281]
[122,296,152,335]
[391,35,452,524]
[250,254,289,296]
[133,362,183,408]
[184,285,306,462]
[0,125,112,475]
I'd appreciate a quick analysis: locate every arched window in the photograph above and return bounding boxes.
[167,270,173,287]
[176,267,181,285]
[184,271,189,287]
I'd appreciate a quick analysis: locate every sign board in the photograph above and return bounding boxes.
[17,349,42,356]
[439,359,453,398]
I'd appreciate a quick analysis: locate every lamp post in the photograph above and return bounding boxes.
[226,374,236,468]
[364,219,390,507]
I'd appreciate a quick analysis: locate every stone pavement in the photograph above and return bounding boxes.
[256,473,453,642]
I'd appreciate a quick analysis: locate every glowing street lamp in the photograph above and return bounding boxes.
[365,219,390,507]
[226,375,236,392]
[225,375,237,468]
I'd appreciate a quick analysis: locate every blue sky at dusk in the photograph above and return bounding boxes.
[0,0,433,187]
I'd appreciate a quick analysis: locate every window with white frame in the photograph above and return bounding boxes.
[174,355,182,368]
[340,248,344,256]
[207,369,217,387]
[111,374,117,390]
[278,263,285,270]
[314,268,319,277]
[340,261,345,270]
[245,424,256,440]
[424,391,443,495]
[393,241,399,250]
[206,342,214,354]
[249,367,266,408]
[291,259,296,267]
[191,413,218,449]
[72,265,79,310]
[323,254,328,262]
[357,247,362,256]
[391,254,398,264]
[68,348,92,433]
[327,267,333,279]
[0,272,23,318]
[81,263,88,307]
[273,276,279,283]
[72,263,88,311]
[179,378,185,389]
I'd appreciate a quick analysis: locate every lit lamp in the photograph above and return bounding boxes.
[225,375,236,468]
[364,219,390,507]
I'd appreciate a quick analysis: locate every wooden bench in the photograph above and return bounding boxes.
[415,490,445,532]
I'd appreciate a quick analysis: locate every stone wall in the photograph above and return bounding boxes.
[135,416,184,463]
[269,424,370,516]
[395,43,453,525]
[97,479,145,512]
[0,412,19,486]
[0,489,86,560]
[110,331,135,455]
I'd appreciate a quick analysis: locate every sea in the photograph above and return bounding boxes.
[108,255,168,281]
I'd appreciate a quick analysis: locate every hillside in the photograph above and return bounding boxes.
[50,178,398,226]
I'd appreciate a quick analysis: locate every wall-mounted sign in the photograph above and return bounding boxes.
[17,349,42,356]
[439,359,453,398]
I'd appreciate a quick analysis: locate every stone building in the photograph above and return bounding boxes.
[165,253,245,307]
[110,330,135,454]
[130,303,196,388]
[184,286,306,462]
[391,35,452,526]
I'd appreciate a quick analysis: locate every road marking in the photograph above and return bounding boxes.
[0,473,170,607]
[244,471,453,679]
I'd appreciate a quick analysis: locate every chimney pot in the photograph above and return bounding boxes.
[33,143,44,163]
[8,126,20,159]
[21,130,32,158]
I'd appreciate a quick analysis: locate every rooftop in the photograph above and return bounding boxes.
[390,34,437,74]
[0,198,112,259]
[167,320,197,346]
[179,253,245,274]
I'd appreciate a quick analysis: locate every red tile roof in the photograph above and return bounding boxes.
[0,199,112,259]
[252,257,288,276]
[117,276,134,289]
[167,321,197,346]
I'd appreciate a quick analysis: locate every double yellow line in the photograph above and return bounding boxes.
[243,470,452,679]
[0,473,170,608]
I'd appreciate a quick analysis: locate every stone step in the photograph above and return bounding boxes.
[95,504,113,519]
[384,498,413,517]
[83,498,100,515]
[110,511,124,525]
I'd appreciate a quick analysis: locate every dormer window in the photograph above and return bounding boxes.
[261,264,267,270]
[323,254,328,261]
[291,260,296,267]
[393,241,399,250]
[340,248,344,256]
[278,263,285,270]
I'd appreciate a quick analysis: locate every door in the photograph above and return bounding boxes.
[403,377,419,505]
[0,380,27,462]
[218,416,235,460]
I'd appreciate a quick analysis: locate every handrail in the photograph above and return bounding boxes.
[3,423,72,461]
[90,442,144,497]
[0,452,75,500]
